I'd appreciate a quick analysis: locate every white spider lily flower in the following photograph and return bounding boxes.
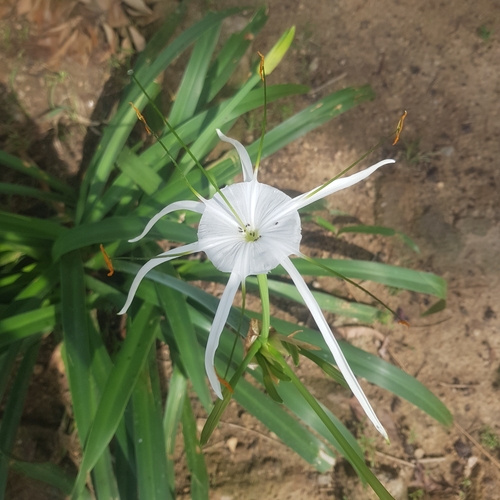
[119,129,394,439]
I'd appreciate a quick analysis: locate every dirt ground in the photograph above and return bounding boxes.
[1,0,499,499]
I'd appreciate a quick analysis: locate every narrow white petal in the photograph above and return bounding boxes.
[291,160,395,211]
[118,241,200,315]
[129,200,205,243]
[205,271,242,399]
[216,129,254,182]
[280,257,388,440]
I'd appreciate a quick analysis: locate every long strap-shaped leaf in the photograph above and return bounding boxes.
[158,281,212,411]
[0,339,41,495]
[169,24,221,127]
[71,303,159,499]
[279,258,447,299]
[60,251,93,438]
[176,257,446,300]
[182,395,209,500]
[0,149,74,197]
[132,346,171,500]
[52,215,196,261]
[163,365,188,497]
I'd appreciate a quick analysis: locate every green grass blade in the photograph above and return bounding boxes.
[0,210,66,241]
[182,397,209,500]
[131,2,186,76]
[157,282,212,411]
[132,346,171,500]
[52,216,196,261]
[296,348,347,388]
[90,425,121,500]
[0,341,23,402]
[0,264,44,304]
[0,265,60,348]
[0,306,56,348]
[248,276,385,323]
[277,258,447,299]
[169,24,221,127]
[115,261,245,333]
[163,365,188,497]
[311,215,337,233]
[86,312,138,500]
[71,304,159,499]
[266,345,393,499]
[61,254,120,498]
[177,262,385,322]
[116,147,164,196]
[0,339,41,495]
[137,83,308,176]
[9,461,93,500]
[0,182,71,204]
[60,251,93,440]
[114,403,137,500]
[199,7,268,105]
[9,263,60,305]
[270,316,453,426]
[421,298,447,317]
[0,149,74,197]
[337,224,420,253]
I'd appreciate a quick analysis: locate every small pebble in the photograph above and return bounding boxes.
[226,437,238,453]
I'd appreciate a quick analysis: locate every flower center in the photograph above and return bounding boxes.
[242,224,260,242]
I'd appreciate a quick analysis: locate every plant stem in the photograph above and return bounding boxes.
[257,274,270,342]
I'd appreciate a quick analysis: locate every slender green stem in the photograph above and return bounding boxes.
[254,64,267,173]
[266,344,394,500]
[257,274,270,342]
[200,338,262,445]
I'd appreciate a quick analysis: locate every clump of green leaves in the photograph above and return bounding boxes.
[479,426,500,450]
[477,25,492,41]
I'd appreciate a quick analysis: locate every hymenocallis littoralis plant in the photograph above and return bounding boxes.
[116,48,413,498]
[0,9,450,500]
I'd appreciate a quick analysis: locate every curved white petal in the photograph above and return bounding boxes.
[280,257,388,440]
[118,241,200,315]
[205,271,242,399]
[291,160,395,211]
[216,129,254,182]
[129,201,205,243]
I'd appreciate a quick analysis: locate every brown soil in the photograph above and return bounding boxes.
[1,0,500,499]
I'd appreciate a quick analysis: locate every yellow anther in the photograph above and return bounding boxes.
[100,244,114,277]
[258,51,265,81]
[393,110,407,145]
[129,102,152,135]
